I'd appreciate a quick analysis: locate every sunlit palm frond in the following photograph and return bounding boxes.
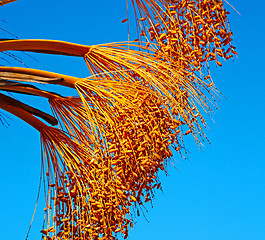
[0,1,238,239]
[130,0,237,78]
[83,42,217,143]
[41,126,138,240]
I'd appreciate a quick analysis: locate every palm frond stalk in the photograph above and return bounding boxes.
[0,0,17,6]
[0,1,237,239]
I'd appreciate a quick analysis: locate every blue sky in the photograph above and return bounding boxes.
[0,1,265,240]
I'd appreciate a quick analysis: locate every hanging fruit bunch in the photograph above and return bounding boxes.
[0,0,236,239]
[130,0,237,88]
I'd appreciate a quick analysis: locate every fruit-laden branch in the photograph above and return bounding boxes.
[0,1,237,239]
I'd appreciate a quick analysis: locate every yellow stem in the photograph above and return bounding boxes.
[0,85,61,99]
[0,0,18,5]
[0,67,82,88]
[0,101,48,131]
[0,39,91,57]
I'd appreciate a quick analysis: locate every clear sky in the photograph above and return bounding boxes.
[0,1,265,240]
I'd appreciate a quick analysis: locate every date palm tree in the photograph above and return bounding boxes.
[0,0,236,239]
